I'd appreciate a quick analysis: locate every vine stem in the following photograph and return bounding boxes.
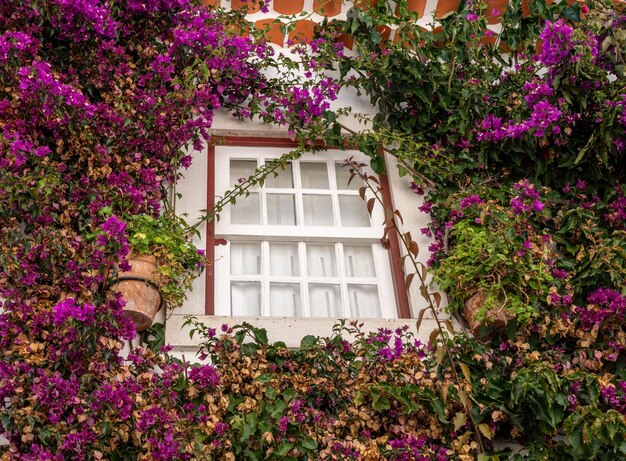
[335,121,437,189]
[347,159,486,455]
[189,149,303,232]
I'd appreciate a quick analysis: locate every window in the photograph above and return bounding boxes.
[210,142,402,319]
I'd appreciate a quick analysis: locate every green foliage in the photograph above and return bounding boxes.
[183,318,474,459]
[125,213,204,308]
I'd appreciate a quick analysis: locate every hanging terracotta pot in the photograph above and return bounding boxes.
[313,0,342,17]
[463,292,512,336]
[112,254,162,332]
[273,0,304,14]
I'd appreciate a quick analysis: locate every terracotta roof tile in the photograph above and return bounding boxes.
[255,18,285,46]
[231,0,262,13]
[339,32,355,50]
[485,0,507,24]
[406,0,427,17]
[313,0,343,17]
[288,19,317,45]
[435,0,461,18]
[273,0,304,15]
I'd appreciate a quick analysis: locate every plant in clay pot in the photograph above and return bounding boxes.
[105,212,205,330]
[432,182,558,333]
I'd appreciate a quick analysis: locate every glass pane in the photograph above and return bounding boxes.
[269,283,301,316]
[231,282,261,316]
[309,284,342,317]
[300,162,329,189]
[231,243,261,275]
[343,245,376,278]
[231,193,260,224]
[335,163,361,190]
[303,195,334,226]
[230,160,257,185]
[348,284,381,318]
[264,162,293,188]
[306,244,337,277]
[339,195,371,227]
[267,194,296,225]
[270,243,299,276]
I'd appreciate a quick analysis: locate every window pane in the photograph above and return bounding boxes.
[270,243,299,276]
[264,162,293,188]
[306,244,337,277]
[335,163,361,190]
[301,162,329,189]
[348,284,381,318]
[231,243,261,275]
[269,283,301,316]
[339,195,371,227]
[343,245,376,278]
[231,192,260,224]
[230,160,257,185]
[309,284,342,317]
[267,194,296,225]
[303,195,334,226]
[231,282,261,316]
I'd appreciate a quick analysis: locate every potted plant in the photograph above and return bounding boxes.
[110,213,205,331]
[432,183,557,335]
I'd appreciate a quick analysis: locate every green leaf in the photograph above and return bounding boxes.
[241,413,258,442]
[254,328,268,346]
[453,411,467,431]
[479,423,493,440]
[300,335,318,349]
[300,437,318,450]
[275,441,293,456]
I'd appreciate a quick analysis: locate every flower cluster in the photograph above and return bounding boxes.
[52,298,96,326]
[575,288,626,331]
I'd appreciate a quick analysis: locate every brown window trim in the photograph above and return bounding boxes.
[205,136,411,319]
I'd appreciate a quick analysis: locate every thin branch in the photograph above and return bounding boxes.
[335,121,437,189]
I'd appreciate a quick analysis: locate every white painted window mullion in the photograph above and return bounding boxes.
[299,242,309,317]
[336,243,351,317]
[261,241,270,316]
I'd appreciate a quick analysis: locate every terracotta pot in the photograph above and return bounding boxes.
[273,0,304,14]
[463,292,512,336]
[313,0,342,16]
[112,254,162,332]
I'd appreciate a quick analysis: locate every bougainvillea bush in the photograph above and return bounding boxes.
[1,0,626,459]
[0,0,339,458]
[304,0,626,458]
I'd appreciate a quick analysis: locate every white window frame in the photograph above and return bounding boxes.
[213,146,397,319]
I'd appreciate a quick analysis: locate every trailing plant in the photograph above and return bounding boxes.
[122,212,205,309]
[433,184,557,326]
